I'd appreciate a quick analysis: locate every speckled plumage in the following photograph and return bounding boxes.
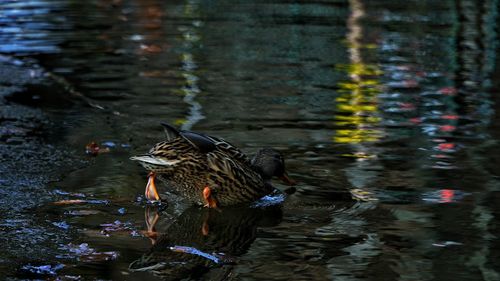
[131,124,279,206]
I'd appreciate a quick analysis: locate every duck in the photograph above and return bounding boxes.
[130,123,295,208]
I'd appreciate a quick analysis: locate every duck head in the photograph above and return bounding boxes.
[251,148,296,186]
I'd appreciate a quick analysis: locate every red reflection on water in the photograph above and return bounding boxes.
[437,143,455,151]
[400,102,415,110]
[440,189,455,203]
[440,125,456,132]
[442,115,459,120]
[438,87,457,96]
[410,117,421,124]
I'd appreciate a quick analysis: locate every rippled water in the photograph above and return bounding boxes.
[1,0,500,280]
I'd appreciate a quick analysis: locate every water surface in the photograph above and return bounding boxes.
[1,0,500,280]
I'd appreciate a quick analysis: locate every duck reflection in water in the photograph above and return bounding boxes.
[129,204,283,279]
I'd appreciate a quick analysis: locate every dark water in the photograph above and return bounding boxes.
[1,0,500,280]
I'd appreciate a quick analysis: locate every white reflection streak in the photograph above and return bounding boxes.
[180,52,204,131]
[180,1,205,131]
[327,2,381,280]
[347,0,364,79]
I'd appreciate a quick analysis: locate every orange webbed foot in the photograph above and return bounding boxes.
[145,172,161,202]
[203,186,218,209]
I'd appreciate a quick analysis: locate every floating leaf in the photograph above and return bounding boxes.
[52,221,70,230]
[65,210,102,216]
[58,243,119,262]
[20,263,64,276]
[53,199,108,206]
[85,141,110,156]
[350,189,379,202]
[53,199,87,205]
[432,241,463,247]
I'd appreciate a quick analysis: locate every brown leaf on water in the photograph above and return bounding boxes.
[53,199,87,205]
[85,141,110,156]
[54,199,109,206]
[66,210,102,216]
[139,44,162,54]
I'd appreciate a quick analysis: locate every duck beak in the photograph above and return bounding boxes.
[279,172,296,186]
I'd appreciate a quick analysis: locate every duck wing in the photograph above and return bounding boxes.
[161,123,251,165]
[206,150,266,203]
[173,130,251,168]
[203,135,252,166]
[179,131,217,153]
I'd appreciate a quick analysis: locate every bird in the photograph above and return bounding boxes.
[130,123,295,208]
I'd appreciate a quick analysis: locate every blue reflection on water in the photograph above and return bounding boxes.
[0,0,65,54]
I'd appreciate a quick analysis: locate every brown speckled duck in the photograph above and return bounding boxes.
[130,123,295,208]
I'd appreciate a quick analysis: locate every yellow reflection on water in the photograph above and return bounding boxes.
[334,72,382,143]
[336,63,383,76]
[333,0,382,144]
